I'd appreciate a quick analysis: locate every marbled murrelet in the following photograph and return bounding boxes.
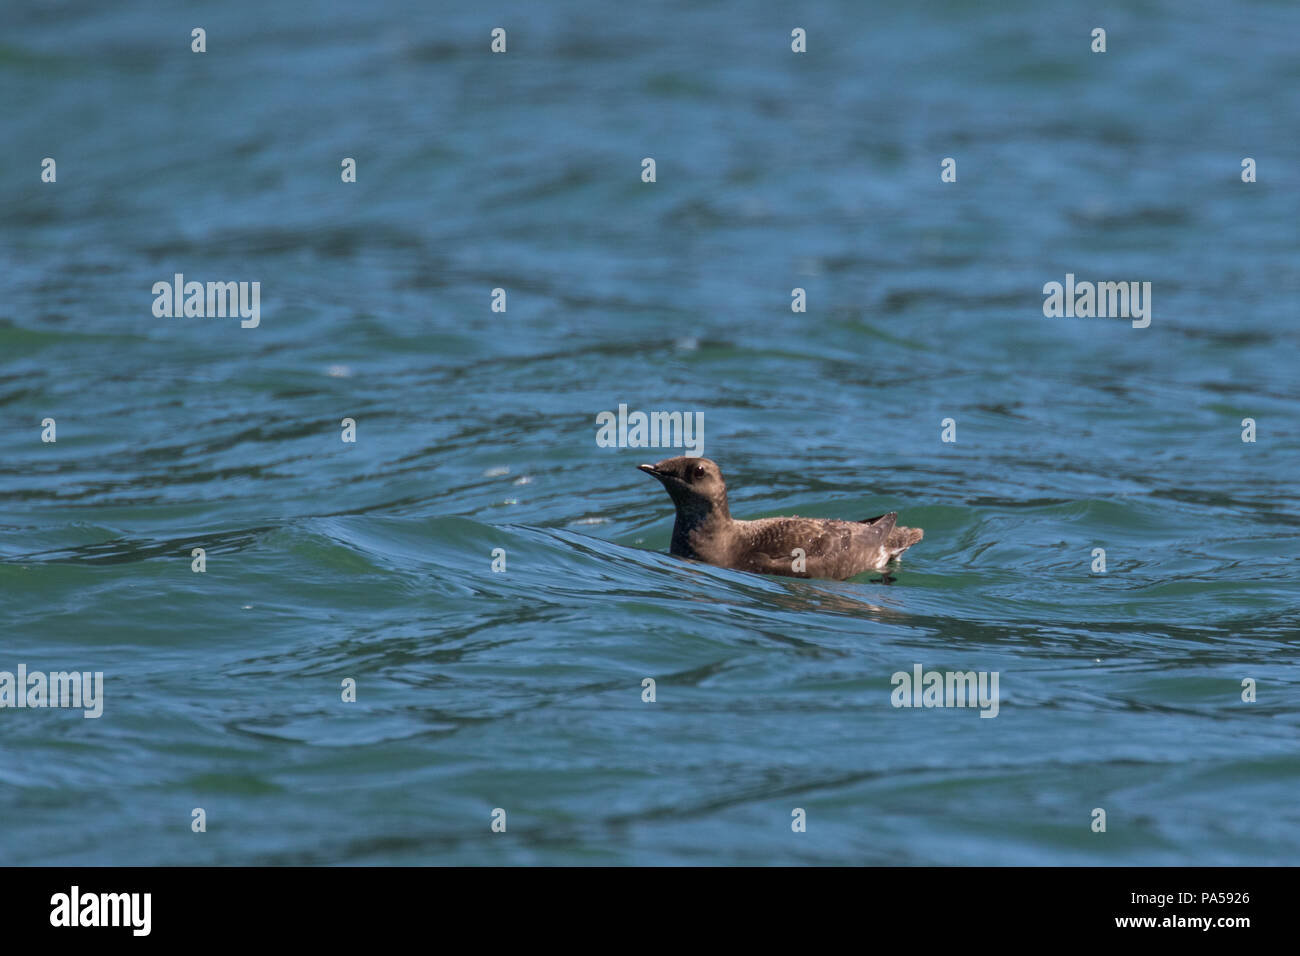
[638,457,923,580]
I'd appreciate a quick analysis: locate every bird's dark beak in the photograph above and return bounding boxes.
[638,463,661,477]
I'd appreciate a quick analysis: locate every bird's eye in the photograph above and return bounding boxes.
[692,464,706,479]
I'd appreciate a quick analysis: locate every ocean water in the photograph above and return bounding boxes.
[2,0,1297,865]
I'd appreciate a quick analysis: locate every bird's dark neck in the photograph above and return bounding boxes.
[670,502,731,559]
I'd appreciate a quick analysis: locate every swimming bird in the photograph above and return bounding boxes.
[638,456,922,581]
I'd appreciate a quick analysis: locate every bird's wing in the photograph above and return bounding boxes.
[739,550,813,576]
[858,513,898,532]
[738,517,896,578]
[734,517,828,575]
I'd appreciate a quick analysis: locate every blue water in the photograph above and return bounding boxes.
[2,0,1298,865]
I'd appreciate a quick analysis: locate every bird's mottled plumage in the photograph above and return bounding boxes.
[638,457,923,580]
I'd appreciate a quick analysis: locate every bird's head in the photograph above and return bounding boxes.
[638,456,730,522]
